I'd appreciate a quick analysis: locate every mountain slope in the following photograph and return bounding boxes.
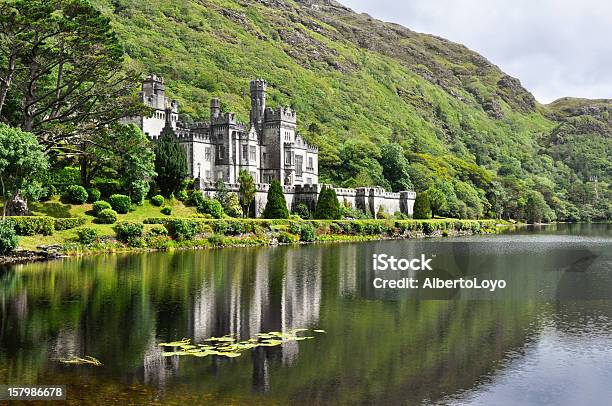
[93,0,609,220]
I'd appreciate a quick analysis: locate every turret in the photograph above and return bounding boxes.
[210,97,220,119]
[250,79,267,128]
[142,74,165,97]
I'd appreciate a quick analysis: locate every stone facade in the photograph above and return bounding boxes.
[123,75,319,186]
[125,74,417,217]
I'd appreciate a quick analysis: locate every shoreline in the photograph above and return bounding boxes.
[3,219,514,266]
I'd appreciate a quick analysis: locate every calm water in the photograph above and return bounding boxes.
[1,223,611,405]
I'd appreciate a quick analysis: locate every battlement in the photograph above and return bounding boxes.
[265,106,297,123]
[250,79,267,91]
[211,112,244,127]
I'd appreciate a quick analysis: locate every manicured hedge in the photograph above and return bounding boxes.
[97,209,118,224]
[6,216,55,236]
[93,200,112,216]
[54,217,87,231]
[109,194,131,214]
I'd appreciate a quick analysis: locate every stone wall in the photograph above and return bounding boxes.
[196,180,416,218]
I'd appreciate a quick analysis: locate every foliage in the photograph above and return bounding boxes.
[413,193,433,219]
[93,201,112,216]
[0,220,18,254]
[54,217,87,231]
[224,193,243,218]
[525,191,554,224]
[197,197,224,219]
[64,185,89,205]
[299,223,316,242]
[238,170,256,217]
[292,203,311,219]
[154,132,188,197]
[87,188,101,203]
[165,218,200,241]
[161,206,172,215]
[96,209,118,224]
[176,189,189,202]
[113,221,144,246]
[0,124,48,212]
[314,187,342,220]
[215,179,229,207]
[379,143,413,192]
[77,227,98,245]
[263,180,289,219]
[151,195,165,207]
[109,194,131,214]
[6,216,54,236]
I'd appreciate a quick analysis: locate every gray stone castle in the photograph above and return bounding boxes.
[125,75,415,217]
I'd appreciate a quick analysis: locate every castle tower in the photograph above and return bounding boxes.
[250,79,267,129]
[210,98,220,119]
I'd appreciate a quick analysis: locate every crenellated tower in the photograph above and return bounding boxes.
[250,79,267,132]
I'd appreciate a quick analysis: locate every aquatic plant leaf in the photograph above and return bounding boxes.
[58,355,102,366]
[314,330,326,333]
[159,338,191,347]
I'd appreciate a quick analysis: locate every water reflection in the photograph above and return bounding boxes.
[0,224,610,404]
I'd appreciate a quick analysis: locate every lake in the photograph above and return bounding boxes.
[1,223,611,405]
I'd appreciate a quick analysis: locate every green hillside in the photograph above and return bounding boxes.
[92,0,610,221]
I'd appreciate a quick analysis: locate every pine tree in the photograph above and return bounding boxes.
[314,187,342,219]
[413,192,432,219]
[154,132,188,197]
[262,180,289,219]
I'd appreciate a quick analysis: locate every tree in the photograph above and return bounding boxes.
[314,187,342,220]
[426,187,448,217]
[379,143,413,192]
[224,193,243,218]
[262,180,288,219]
[0,124,48,216]
[215,178,229,207]
[115,125,156,205]
[525,190,553,224]
[154,132,188,197]
[0,0,144,149]
[238,170,256,218]
[413,192,432,219]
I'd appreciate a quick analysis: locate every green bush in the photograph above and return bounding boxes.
[176,189,189,201]
[224,193,243,218]
[197,197,224,219]
[165,218,200,241]
[314,187,342,220]
[0,221,19,254]
[299,223,316,242]
[97,209,118,224]
[64,185,88,204]
[87,188,101,203]
[151,195,164,206]
[109,194,132,214]
[93,178,120,198]
[77,227,98,245]
[7,216,55,236]
[148,225,168,236]
[263,180,289,219]
[292,203,311,219]
[277,231,298,244]
[92,200,112,216]
[39,185,57,201]
[54,217,87,231]
[207,234,225,247]
[413,193,432,219]
[161,206,172,215]
[113,221,144,246]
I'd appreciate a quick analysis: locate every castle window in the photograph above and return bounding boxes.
[218,145,225,159]
[308,157,314,170]
[307,177,312,185]
[205,147,211,161]
[242,144,248,161]
[249,146,256,162]
[285,152,293,165]
[296,155,303,177]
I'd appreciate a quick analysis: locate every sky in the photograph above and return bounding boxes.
[340,0,612,104]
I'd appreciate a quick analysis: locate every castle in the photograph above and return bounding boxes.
[124,74,318,187]
[124,75,416,217]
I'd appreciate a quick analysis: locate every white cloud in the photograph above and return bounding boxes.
[340,0,612,103]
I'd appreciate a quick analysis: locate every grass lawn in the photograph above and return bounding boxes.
[19,196,198,250]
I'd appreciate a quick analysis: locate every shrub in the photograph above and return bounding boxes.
[161,206,172,215]
[77,227,98,245]
[0,221,19,254]
[165,218,199,241]
[292,203,310,219]
[299,223,316,242]
[148,225,168,236]
[207,234,225,247]
[342,207,371,220]
[92,200,112,216]
[39,185,57,201]
[64,185,88,204]
[197,197,224,219]
[146,235,172,250]
[87,188,101,203]
[376,205,390,220]
[151,195,164,206]
[54,217,87,231]
[187,190,204,207]
[263,180,289,219]
[277,231,298,244]
[109,194,131,214]
[413,193,432,219]
[314,187,342,220]
[97,209,117,224]
[7,216,55,236]
[176,190,188,201]
[113,221,144,246]
[94,178,120,198]
[224,193,243,218]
